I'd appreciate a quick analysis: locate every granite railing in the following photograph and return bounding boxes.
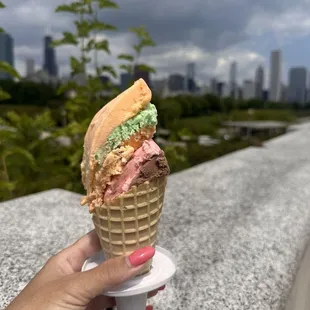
[1,122,310,309]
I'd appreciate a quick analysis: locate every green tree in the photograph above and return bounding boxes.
[0,0,157,200]
[158,98,182,127]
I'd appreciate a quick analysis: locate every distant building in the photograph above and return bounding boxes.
[255,65,264,100]
[168,74,185,92]
[229,61,237,98]
[186,62,196,92]
[120,73,132,91]
[209,78,218,95]
[269,50,282,102]
[0,32,14,80]
[288,67,308,104]
[43,35,58,77]
[134,65,150,87]
[25,58,35,77]
[237,87,243,100]
[281,84,287,103]
[222,82,230,97]
[243,80,255,100]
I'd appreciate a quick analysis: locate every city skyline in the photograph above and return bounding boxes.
[1,29,310,104]
[1,0,310,83]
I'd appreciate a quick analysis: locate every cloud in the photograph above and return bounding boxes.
[1,0,310,86]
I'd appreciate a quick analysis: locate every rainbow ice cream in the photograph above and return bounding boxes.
[80,78,170,212]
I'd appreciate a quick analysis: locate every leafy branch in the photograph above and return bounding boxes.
[118,25,156,87]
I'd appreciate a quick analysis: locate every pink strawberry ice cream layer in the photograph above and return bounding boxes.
[104,139,169,202]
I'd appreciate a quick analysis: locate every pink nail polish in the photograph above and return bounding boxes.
[128,246,155,267]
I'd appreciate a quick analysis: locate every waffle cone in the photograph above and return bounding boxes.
[92,176,167,274]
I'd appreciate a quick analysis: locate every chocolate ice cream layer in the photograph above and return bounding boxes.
[133,154,170,186]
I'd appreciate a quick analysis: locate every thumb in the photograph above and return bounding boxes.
[73,246,155,299]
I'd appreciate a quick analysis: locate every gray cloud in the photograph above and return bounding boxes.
[101,0,310,51]
[1,0,310,82]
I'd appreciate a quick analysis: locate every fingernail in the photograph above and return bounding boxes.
[128,246,155,267]
[158,285,166,291]
[146,306,153,310]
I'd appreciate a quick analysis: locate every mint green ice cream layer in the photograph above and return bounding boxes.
[94,103,157,164]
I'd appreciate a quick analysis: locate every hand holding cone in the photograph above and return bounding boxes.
[81,79,169,273]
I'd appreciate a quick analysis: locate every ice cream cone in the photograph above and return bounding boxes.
[92,176,167,275]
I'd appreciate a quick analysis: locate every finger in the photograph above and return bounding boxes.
[72,246,155,300]
[58,229,101,273]
[86,295,116,310]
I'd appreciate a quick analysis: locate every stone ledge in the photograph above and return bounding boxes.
[1,122,310,309]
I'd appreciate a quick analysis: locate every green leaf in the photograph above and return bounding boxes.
[0,88,11,101]
[117,54,134,62]
[135,64,156,74]
[70,57,85,74]
[129,26,146,37]
[0,27,4,33]
[56,81,79,95]
[141,37,156,47]
[51,32,78,47]
[6,111,20,124]
[100,65,117,78]
[89,21,117,32]
[85,38,95,50]
[0,181,16,192]
[94,40,110,53]
[0,61,21,79]
[96,0,119,9]
[101,23,117,31]
[133,44,142,54]
[0,128,17,141]
[55,4,76,13]
[55,2,87,14]
[2,146,35,167]
[119,64,133,73]
[0,2,5,8]
[74,20,91,37]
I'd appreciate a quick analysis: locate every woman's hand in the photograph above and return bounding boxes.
[7,230,163,310]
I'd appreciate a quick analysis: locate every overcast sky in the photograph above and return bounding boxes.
[1,0,310,86]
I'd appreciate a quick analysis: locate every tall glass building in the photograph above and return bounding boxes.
[43,35,58,77]
[0,32,14,80]
[288,67,308,105]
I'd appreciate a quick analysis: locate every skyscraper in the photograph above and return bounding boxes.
[25,58,35,77]
[288,67,308,104]
[254,65,264,100]
[209,77,218,95]
[186,62,196,92]
[168,74,185,91]
[269,50,282,102]
[43,35,58,77]
[243,80,255,100]
[0,32,14,80]
[229,61,237,98]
